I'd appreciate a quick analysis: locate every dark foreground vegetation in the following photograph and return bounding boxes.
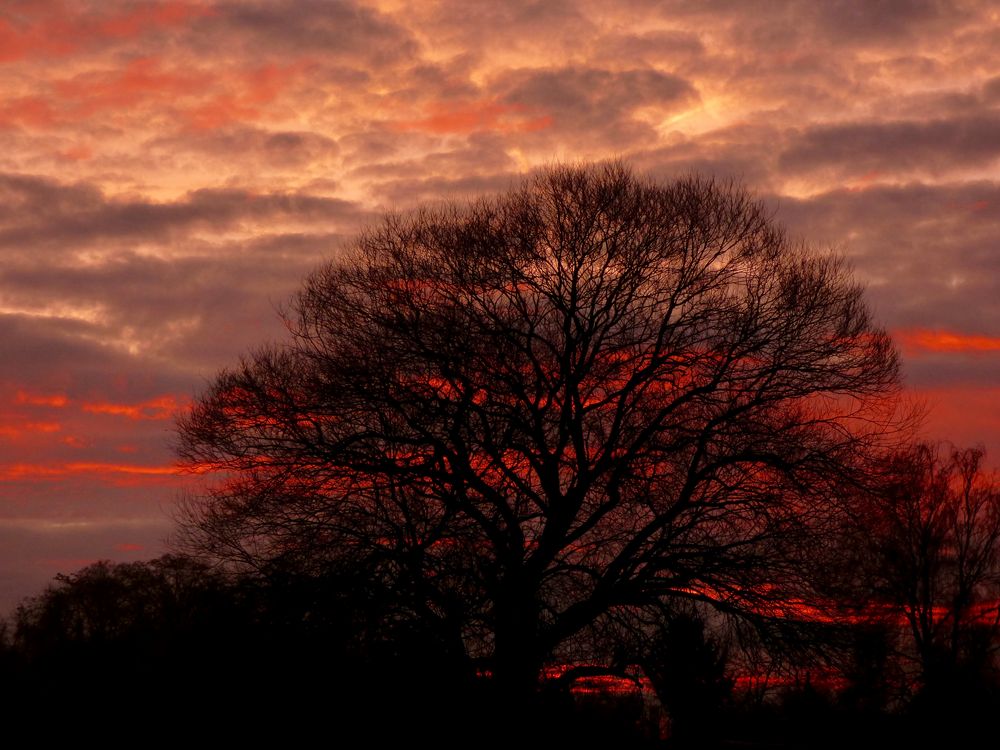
[2,519,999,747]
[4,164,999,745]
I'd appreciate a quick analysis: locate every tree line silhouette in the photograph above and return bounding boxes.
[2,163,998,745]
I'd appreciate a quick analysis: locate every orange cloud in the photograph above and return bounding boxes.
[14,461,177,478]
[0,1,212,63]
[395,100,553,135]
[81,394,187,420]
[0,421,61,439]
[0,461,179,484]
[910,386,1000,466]
[4,55,308,131]
[15,390,69,407]
[897,328,1000,355]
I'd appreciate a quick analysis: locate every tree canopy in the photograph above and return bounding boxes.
[176,161,905,703]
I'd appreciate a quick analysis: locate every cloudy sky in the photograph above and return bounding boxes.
[0,0,998,611]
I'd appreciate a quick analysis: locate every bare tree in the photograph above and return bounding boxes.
[855,443,1000,693]
[176,162,905,706]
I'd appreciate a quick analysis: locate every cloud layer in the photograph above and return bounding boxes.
[0,0,997,611]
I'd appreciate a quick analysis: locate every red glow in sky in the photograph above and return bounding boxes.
[0,0,998,611]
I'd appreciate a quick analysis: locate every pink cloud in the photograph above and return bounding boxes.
[0,96,60,128]
[56,144,94,162]
[184,61,313,130]
[52,57,203,115]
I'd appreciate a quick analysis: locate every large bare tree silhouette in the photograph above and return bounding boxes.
[176,162,905,707]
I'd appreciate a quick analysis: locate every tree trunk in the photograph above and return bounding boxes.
[492,592,545,717]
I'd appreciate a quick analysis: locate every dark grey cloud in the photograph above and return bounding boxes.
[884,88,988,119]
[774,182,1000,349]
[0,519,172,616]
[368,171,526,208]
[0,172,365,254]
[0,173,104,223]
[148,127,340,168]
[904,356,1000,390]
[0,236,347,376]
[0,312,190,399]
[339,130,404,166]
[2,0,999,611]
[202,0,420,66]
[497,66,698,148]
[806,0,966,44]
[779,114,1000,178]
[0,173,371,427]
[350,133,519,205]
[644,0,972,48]
[401,59,483,103]
[982,75,1000,102]
[593,29,705,65]
[421,0,595,55]
[637,124,784,190]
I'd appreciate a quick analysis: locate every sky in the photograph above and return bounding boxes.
[0,0,998,613]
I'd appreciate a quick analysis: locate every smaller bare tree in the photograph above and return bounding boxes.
[857,443,1000,693]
